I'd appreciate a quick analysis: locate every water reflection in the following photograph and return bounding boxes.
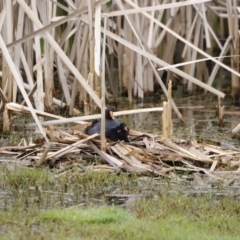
[120,102,158,134]
[116,95,240,148]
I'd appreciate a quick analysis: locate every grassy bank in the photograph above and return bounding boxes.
[0,166,239,240]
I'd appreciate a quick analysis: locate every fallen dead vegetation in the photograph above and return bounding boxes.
[1,81,240,180]
[1,125,240,180]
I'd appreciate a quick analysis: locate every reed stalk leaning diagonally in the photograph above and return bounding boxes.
[0,0,240,135]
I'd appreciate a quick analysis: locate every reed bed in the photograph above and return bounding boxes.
[0,1,240,139]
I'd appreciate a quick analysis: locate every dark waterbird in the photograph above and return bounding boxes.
[105,123,130,142]
[84,108,130,142]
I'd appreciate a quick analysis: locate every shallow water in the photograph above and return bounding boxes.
[2,171,239,211]
[1,88,240,209]
[117,90,240,149]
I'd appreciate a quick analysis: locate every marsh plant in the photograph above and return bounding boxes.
[0,166,239,239]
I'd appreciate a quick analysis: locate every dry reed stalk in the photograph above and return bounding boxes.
[0,80,8,102]
[21,82,37,105]
[111,1,183,118]
[17,0,102,108]
[115,14,123,95]
[210,160,218,172]
[90,142,120,168]
[201,3,211,48]
[35,142,52,167]
[125,19,134,101]
[69,22,88,116]
[107,0,211,17]
[162,80,173,138]
[22,82,80,113]
[86,0,95,113]
[8,2,94,49]
[182,4,192,92]
[115,0,134,98]
[231,123,240,138]
[132,4,144,99]
[110,144,143,172]
[182,160,222,180]
[20,48,35,89]
[206,36,231,87]
[164,12,181,84]
[162,102,168,138]
[6,102,85,126]
[0,35,48,141]
[194,4,223,50]
[115,143,143,165]
[2,1,13,132]
[153,0,168,49]
[227,0,239,100]
[144,1,154,94]
[163,138,213,163]
[46,133,99,164]
[56,56,71,105]
[0,3,6,32]
[100,15,107,151]
[13,4,25,103]
[43,1,54,113]
[167,81,172,138]
[31,0,44,118]
[218,97,224,126]
[0,79,8,111]
[126,0,240,81]
[188,18,201,93]
[104,29,225,98]
[26,107,163,127]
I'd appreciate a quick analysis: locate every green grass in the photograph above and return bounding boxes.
[39,206,130,224]
[3,166,51,189]
[0,166,239,240]
[0,197,239,240]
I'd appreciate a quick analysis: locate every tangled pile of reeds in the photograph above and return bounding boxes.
[1,125,240,180]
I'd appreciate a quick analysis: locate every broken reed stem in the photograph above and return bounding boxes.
[232,123,240,138]
[162,80,173,138]
[167,80,173,139]
[218,97,224,126]
[35,142,52,167]
[162,101,168,138]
